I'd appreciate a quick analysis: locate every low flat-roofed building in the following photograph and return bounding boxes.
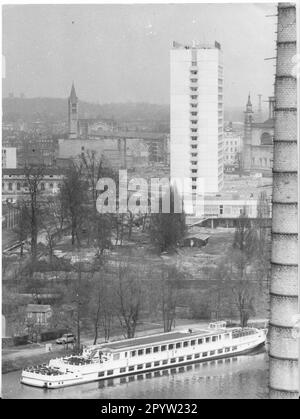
[2,168,65,200]
[182,230,210,247]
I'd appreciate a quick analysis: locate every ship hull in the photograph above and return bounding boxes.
[21,333,266,389]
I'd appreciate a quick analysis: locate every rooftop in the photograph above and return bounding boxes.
[26,304,52,313]
[172,40,221,50]
[202,175,273,201]
[2,168,65,176]
[99,329,216,351]
[184,231,210,241]
[89,131,167,141]
[252,117,275,129]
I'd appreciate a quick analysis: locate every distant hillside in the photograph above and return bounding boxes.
[2,97,170,124]
[2,97,246,127]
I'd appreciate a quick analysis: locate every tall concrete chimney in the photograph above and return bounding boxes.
[269,3,298,399]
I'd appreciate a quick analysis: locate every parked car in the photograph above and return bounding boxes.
[56,333,76,344]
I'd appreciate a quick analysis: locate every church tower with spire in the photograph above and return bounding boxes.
[68,83,79,139]
[243,93,253,171]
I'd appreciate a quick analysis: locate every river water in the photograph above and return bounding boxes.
[2,350,268,399]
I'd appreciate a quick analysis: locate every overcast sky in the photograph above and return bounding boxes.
[3,3,276,110]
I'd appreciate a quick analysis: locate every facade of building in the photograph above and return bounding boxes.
[223,125,242,166]
[58,133,168,170]
[26,304,52,326]
[243,94,274,174]
[202,197,260,219]
[2,130,59,168]
[2,147,17,168]
[58,138,127,169]
[170,41,224,196]
[23,137,58,167]
[2,168,64,201]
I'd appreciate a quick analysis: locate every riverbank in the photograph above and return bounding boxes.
[2,348,74,374]
[2,319,203,374]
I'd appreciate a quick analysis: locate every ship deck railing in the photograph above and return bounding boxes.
[23,365,65,376]
[62,356,94,366]
[232,329,257,339]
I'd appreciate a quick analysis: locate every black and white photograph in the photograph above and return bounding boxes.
[1,0,299,401]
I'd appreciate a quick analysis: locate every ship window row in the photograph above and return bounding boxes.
[232,329,256,339]
[128,336,224,358]
[105,350,241,376]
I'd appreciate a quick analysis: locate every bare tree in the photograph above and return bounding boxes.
[12,201,30,257]
[80,150,116,206]
[149,187,186,253]
[254,191,271,287]
[113,260,143,339]
[100,300,114,342]
[232,278,256,328]
[2,285,27,336]
[233,213,257,260]
[127,210,135,240]
[159,265,182,332]
[41,196,66,264]
[63,260,90,351]
[89,269,114,344]
[60,163,87,247]
[227,245,256,327]
[93,214,113,256]
[209,258,231,321]
[24,165,45,260]
[114,213,125,246]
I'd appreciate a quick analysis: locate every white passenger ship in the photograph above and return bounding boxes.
[21,322,267,389]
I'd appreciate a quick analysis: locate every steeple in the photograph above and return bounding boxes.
[243,93,253,172]
[68,82,79,139]
[246,92,253,113]
[69,82,77,103]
